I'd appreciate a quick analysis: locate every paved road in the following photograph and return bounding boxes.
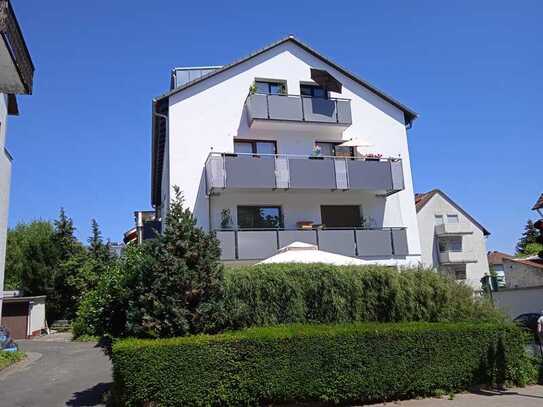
[0,333,112,406]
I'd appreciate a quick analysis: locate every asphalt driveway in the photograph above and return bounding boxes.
[0,333,112,406]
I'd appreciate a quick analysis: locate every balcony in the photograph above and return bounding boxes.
[435,223,473,236]
[245,93,352,131]
[439,250,477,265]
[0,0,34,94]
[215,227,409,261]
[205,153,405,195]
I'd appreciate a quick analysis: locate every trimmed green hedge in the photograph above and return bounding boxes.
[223,264,502,330]
[112,322,535,406]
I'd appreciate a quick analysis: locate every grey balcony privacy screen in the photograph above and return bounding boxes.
[310,68,342,93]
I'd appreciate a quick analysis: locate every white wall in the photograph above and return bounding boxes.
[0,93,9,322]
[29,297,46,335]
[165,41,421,257]
[494,286,543,318]
[416,193,490,289]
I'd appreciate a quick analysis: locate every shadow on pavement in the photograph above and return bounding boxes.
[469,388,543,400]
[66,382,112,406]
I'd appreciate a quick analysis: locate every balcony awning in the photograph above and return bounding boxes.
[310,68,342,93]
[338,138,373,147]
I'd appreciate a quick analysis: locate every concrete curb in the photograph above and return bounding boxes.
[0,352,42,380]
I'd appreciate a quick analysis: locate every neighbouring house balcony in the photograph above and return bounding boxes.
[245,93,352,131]
[205,153,404,195]
[215,227,408,261]
[434,223,473,236]
[439,250,477,265]
[0,0,34,94]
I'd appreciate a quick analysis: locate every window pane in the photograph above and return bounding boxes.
[234,142,253,154]
[269,83,283,95]
[321,206,361,228]
[334,146,353,157]
[313,87,326,98]
[434,215,444,225]
[438,239,447,252]
[454,266,466,280]
[257,208,281,228]
[300,85,312,96]
[255,81,269,94]
[256,142,276,155]
[447,214,459,223]
[315,142,334,156]
[237,206,282,229]
[449,237,462,252]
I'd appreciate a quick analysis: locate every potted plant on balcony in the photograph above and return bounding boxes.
[310,144,322,159]
[249,82,257,95]
[364,153,383,162]
[220,208,233,230]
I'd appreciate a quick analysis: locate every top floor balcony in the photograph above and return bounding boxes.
[0,0,34,94]
[205,152,405,196]
[245,93,352,131]
[434,223,473,236]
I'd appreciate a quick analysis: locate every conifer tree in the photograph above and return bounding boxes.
[128,186,225,337]
[516,220,542,255]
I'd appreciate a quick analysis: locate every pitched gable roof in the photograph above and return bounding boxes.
[504,257,543,271]
[533,194,543,210]
[154,35,418,126]
[415,189,491,236]
[487,251,513,266]
[151,36,419,207]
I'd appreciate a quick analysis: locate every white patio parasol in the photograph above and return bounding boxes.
[338,138,373,148]
[257,241,367,266]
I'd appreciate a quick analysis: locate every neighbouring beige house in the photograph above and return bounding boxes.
[415,189,490,290]
[503,257,543,289]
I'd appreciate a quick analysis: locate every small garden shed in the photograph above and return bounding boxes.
[1,292,46,339]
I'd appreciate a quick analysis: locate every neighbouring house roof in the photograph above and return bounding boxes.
[532,194,543,210]
[151,35,419,207]
[3,295,46,303]
[504,257,543,271]
[487,251,513,266]
[414,189,490,236]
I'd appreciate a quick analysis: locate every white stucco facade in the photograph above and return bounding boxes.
[0,93,11,320]
[416,191,490,290]
[156,38,422,265]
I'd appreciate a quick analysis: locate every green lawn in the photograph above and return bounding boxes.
[0,351,25,370]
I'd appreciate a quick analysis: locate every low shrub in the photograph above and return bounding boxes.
[0,351,25,370]
[223,264,503,330]
[112,322,535,406]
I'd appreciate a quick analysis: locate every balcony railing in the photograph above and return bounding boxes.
[215,227,409,261]
[439,250,477,264]
[245,93,352,127]
[0,0,34,94]
[435,223,473,236]
[205,152,404,195]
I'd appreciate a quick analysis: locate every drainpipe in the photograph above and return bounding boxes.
[153,104,169,222]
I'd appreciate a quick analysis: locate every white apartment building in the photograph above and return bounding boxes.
[151,36,422,266]
[0,0,34,320]
[415,189,490,289]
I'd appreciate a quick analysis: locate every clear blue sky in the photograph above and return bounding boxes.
[6,0,542,253]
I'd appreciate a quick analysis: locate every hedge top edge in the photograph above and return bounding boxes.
[114,321,516,351]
